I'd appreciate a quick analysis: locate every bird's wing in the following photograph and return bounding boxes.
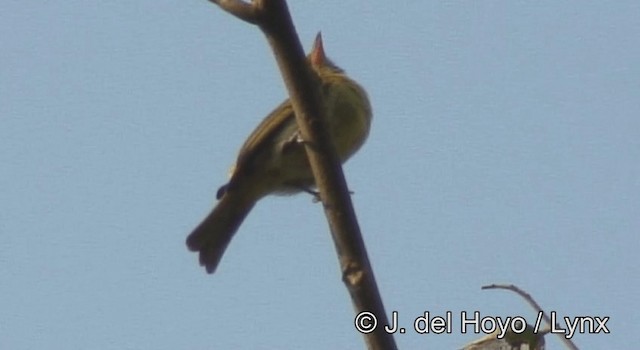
[233,99,295,173]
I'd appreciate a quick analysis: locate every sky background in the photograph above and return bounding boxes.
[2,1,638,349]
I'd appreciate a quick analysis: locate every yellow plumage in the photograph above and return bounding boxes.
[186,34,372,273]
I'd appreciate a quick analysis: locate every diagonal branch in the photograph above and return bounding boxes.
[206,1,396,349]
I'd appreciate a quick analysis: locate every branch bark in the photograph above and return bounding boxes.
[208,1,396,349]
[208,0,260,23]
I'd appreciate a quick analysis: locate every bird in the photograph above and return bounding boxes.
[186,33,372,274]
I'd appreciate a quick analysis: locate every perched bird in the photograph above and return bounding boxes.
[186,34,372,273]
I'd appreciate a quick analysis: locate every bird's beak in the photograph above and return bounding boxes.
[310,32,326,67]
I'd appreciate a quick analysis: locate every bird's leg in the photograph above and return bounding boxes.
[281,130,319,154]
[300,186,322,202]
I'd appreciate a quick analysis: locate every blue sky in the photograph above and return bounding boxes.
[2,1,638,349]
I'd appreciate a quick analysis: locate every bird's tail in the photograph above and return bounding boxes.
[186,192,255,274]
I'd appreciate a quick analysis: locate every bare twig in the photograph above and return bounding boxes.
[482,284,580,350]
[208,0,260,24]
[206,1,396,349]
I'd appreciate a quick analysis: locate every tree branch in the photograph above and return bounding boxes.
[207,1,396,349]
[208,0,260,24]
[482,284,580,350]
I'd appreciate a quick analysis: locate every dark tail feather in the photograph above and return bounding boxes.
[186,193,255,274]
